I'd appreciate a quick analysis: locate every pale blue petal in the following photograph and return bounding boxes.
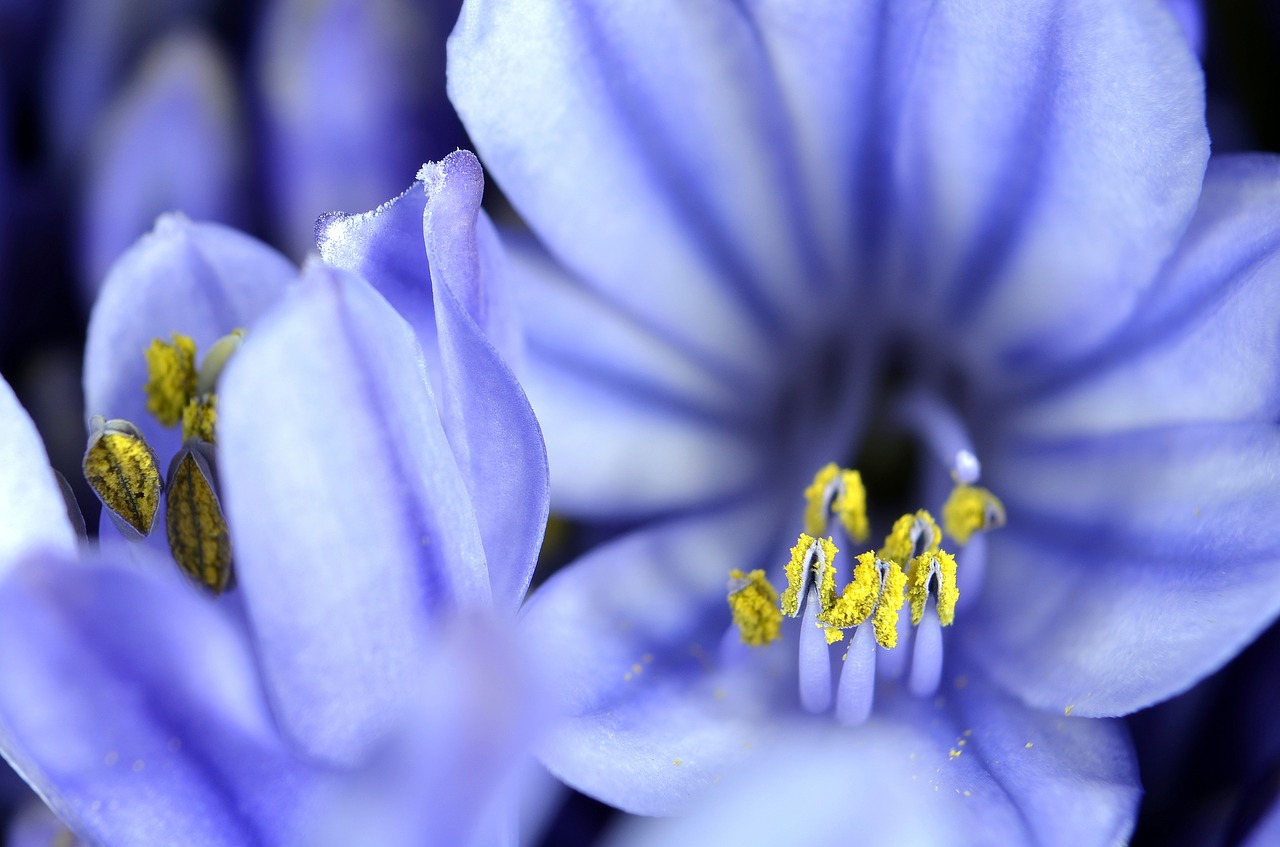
[253,0,461,257]
[889,0,1207,386]
[1243,798,1280,847]
[609,672,1137,847]
[508,233,772,517]
[450,0,810,373]
[1001,154,1280,435]
[421,151,549,612]
[80,31,245,301]
[0,553,314,846]
[217,262,489,766]
[0,375,75,569]
[968,423,1280,716]
[83,215,296,462]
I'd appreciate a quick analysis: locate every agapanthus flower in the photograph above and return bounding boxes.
[0,151,548,844]
[440,0,1280,836]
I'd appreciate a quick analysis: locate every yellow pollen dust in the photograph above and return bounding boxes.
[942,484,1006,546]
[166,449,233,594]
[803,463,869,542]
[727,569,782,646]
[780,533,838,617]
[907,550,959,626]
[879,510,941,565]
[143,333,197,427]
[83,428,162,537]
[820,552,907,649]
[181,395,218,443]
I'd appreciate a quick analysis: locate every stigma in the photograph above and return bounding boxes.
[724,461,1005,725]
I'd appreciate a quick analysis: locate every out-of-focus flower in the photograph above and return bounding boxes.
[444,0,1280,834]
[0,149,548,843]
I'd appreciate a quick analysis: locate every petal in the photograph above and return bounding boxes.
[890,0,1208,384]
[421,151,549,612]
[0,553,314,846]
[968,422,1280,716]
[609,673,1137,847]
[1000,154,1280,433]
[217,261,489,766]
[83,215,296,464]
[450,0,812,373]
[524,498,791,814]
[79,31,246,301]
[253,0,462,257]
[507,233,772,517]
[0,375,75,568]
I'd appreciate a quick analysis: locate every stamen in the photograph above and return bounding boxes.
[143,334,197,427]
[879,510,940,565]
[909,595,944,697]
[890,389,980,484]
[82,416,162,539]
[181,396,218,444]
[942,484,1006,546]
[726,569,782,646]
[836,620,878,726]
[820,552,906,648]
[798,586,832,713]
[780,534,837,618]
[195,329,245,396]
[803,463,869,543]
[165,443,233,594]
[907,550,958,626]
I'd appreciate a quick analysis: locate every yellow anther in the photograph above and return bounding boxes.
[942,484,1006,546]
[879,510,941,564]
[727,569,782,646]
[907,550,959,626]
[181,395,218,443]
[803,463,869,542]
[82,418,162,538]
[780,534,838,617]
[166,447,232,594]
[820,552,908,649]
[143,333,197,427]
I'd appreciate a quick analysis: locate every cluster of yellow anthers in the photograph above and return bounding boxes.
[728,462,1005,650]
[82,329,245,596]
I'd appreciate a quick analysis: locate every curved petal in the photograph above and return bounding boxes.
[890,0,1208,385]
[524,497,794,814]
[1000,154,1280,433]
[253,0,462,257]
[218,262,489,766]
[80,31,245,301]
[0,376,75,569]
[450,0,811,374]
[422,152,549,612]
[609,673,1137,847]
[83,215,296,463]
[967,422,1280,716]
[508,233,772,517]
[0,553,314,846]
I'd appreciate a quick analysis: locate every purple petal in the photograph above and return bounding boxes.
[968,423,1280,716]
[217,262,489,765]
[0,552,315,846]
[79,31,246,301]
[83,215,296,462]
[0,375,75,568]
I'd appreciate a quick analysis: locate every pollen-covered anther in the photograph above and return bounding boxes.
[907,550,959,626]
[942,484,1006,546]
[820,552,907,649]
[143,333,197,427]
[82,416,162,539]
[803,463,869,542]
[166,442,233,594]
[181,395,218,444]
[879,510,941,565]
[727,569,782,646]
[780,533,838,617]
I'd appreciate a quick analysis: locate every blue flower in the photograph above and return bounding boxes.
[440,0,1280,835]
[0,153,548,844]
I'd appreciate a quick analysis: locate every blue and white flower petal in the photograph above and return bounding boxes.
[0,375,76,569]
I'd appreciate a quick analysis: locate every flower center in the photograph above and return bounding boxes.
[725,394,1005,726]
